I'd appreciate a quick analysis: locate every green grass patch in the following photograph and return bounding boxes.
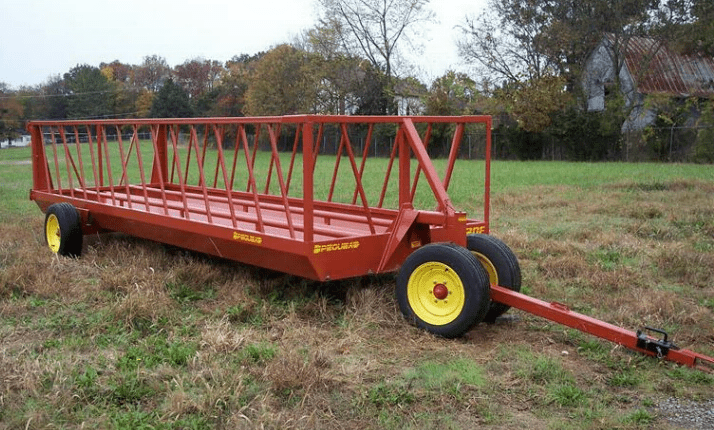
[167,282,216,303]
[545,383,587,407]
[405,358,485,391]
[488,161,714,192]
[109,372,158,405]
[516,353,572,385]
[0,145,32,160]
[665,366,714,385]
[608,370,640,388]
[622,408,655,425]
[367,382,416,407]
[108,406,210,430]
[239,342,277,365]
[117,336,197,371]
[589,248,625,271]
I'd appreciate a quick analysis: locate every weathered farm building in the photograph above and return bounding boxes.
[584,35,714,131]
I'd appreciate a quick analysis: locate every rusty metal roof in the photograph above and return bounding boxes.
[614,35,714,97]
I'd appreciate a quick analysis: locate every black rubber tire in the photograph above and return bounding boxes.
[396,243,490,338]
[466,234,521,322]
[45,203,83,257]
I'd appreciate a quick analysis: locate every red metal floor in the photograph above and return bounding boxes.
[75,185,395,242]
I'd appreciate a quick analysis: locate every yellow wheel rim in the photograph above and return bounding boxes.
[407,262,465,326]
[472,251,498,285]
[46,214,61,253]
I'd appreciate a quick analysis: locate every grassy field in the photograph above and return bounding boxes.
[1,145,713,429]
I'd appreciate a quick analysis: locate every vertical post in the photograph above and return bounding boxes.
[303,119,314,244]
[398,126,411,207]
[484,117,492,233]
[30,124,51,191]
[151,123,168,184]
[97,126,103,186]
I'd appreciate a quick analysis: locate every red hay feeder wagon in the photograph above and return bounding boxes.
[29,115,714,372]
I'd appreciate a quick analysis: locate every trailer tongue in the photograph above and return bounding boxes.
[29,115,714,372]
[490,285,714,373]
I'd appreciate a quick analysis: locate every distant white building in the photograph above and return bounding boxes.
[394,78,427,116]
[1,134,31,148]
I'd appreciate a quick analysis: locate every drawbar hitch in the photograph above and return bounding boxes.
[636,326,678,358]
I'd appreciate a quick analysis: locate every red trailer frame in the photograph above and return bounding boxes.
[30,115,490,281]
[28,115,714,372]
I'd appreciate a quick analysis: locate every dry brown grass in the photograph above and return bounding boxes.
[200,318,247,354]
[110,282,176,330]
[654,245,714,288]
[1,177,713,429]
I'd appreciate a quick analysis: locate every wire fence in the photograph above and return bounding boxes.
[485,125,714,163]
[18,123,714,163]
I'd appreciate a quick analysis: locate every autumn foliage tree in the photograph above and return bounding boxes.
[100,60,139,118]
[505,74,571,132]
[419,71,480,156]
[244,45,320,116]
[424,71,479,116]
[200,54,262,117]
[174,58,223,100]
[134,55,171,93]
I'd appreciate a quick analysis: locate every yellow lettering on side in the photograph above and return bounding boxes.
[313,241,360,254]
[233,232,263,245]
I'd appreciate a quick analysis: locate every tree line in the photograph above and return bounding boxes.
[1,0,712,162]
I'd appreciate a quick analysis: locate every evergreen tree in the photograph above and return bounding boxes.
[149,79,193,118]
[64,64,113,119]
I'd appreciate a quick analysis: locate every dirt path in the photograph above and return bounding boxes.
[0,160,31,165]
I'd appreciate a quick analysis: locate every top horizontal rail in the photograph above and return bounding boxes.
[27,115,492,128]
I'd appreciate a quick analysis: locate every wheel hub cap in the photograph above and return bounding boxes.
[433,284,448,300]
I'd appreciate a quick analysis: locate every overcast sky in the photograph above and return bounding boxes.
[1,0,487,89]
